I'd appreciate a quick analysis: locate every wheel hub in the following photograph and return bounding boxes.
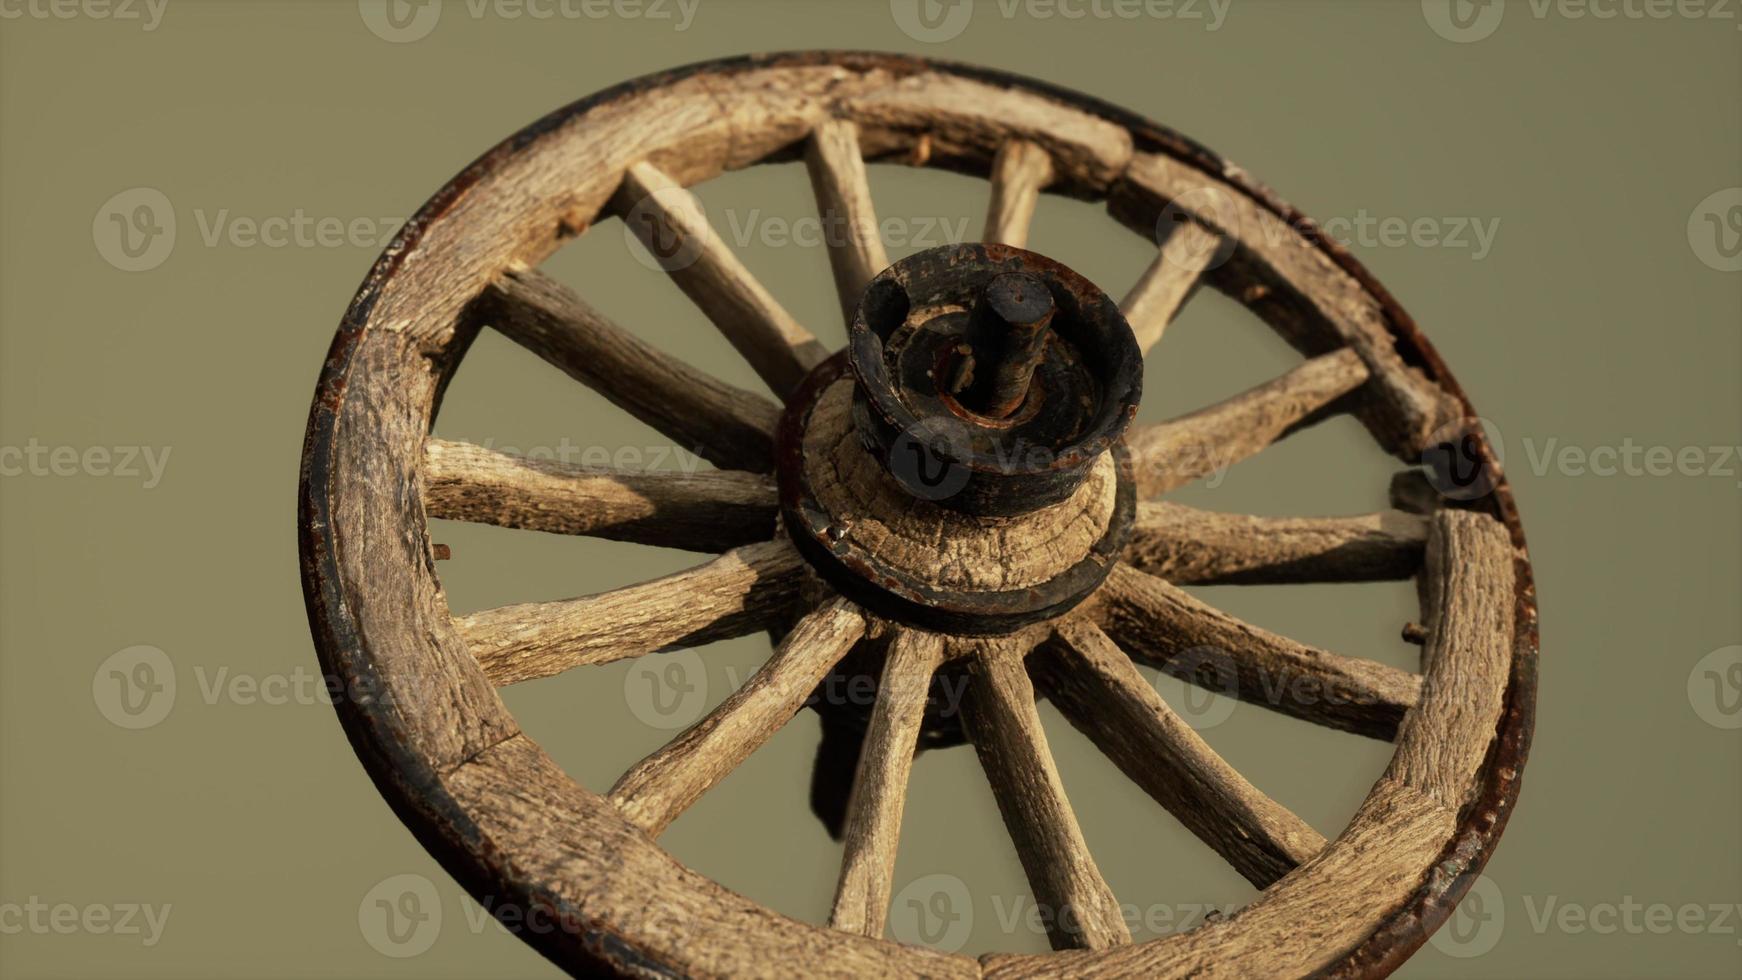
[776,244,1142,636]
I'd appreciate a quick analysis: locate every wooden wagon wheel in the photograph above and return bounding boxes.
[299,52,1537,978]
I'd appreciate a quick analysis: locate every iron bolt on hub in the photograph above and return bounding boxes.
[776,243,1142,635]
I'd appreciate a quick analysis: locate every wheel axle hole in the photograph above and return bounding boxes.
[860,276,911,342]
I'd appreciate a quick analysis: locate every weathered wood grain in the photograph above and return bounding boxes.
[804,379,1117,592]
[362,75,736,351]
[698,63,899,170]
[316,333,519,771]
[478,268,780,471]
[1388,468,1442,515]
[1126,348,1370,497]
[444,734,978,978]
[610,599,867,836]
[305,57,1533,977]
[423,438,777,552]
[843,72,1132,194]
[615,159,828,397]
[805,118,891,326]
[1121,221,1220,353]
[984,515,1517,978]
[984,140,1055,248]
[830,628,946,937]
[961,637,1132,951]
[1090,564,1421,739]
[1035,619,1326,888]
[1387,510,1516,807]
[1109,151,1461,457]
[1124,501,1427,585]
[982,776,1457,979]
[455,539,803,686]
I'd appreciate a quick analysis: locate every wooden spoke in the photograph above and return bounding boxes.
[1091,564,1421,739]
[1034,620,1326,888]
[1127,347,1369,498]
[1109,150,1463,458]
[305,58,1539,979]
[1121,221,1221,354]
[983,140,1055,248]
[961,637,1132,951]
[1386,510,1517,807]
[455,539,803,686]
[1388,468,1441,515]
[615,160,828,397]
[830,628,946,937]
[805,119,891,326]
[609,599,867,836]
[423,439,776,553]
[479,268,780,472]
[1123,501,1427,585]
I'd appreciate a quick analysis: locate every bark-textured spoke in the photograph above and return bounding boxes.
[1121,221,1221,354]
[609,599,868,836]
[806,119,891,327]
[1386,510,1517,807]
[1035,619,1326,888]
[1108,150,1463,458]
[1127,347,1370,498]
[616,160,828,397]
[830,628,946,938]
[1123,501,1427,585]
[1092,564,1421,739]
[478,268,779,472]
[455,540,802,686]
[1388,468,1442,515]
[423,439,776,552]
[983,140,1055,248]
[961,637,1132,951]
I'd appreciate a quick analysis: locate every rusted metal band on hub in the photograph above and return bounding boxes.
[849,244,1142,517]
[776,353,1136,635]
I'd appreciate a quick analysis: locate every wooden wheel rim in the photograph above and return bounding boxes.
[298,51,1539,978]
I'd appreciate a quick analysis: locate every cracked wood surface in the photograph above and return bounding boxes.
[1091,564,1421,739]
[962,637,1132,951]
[455,540,803,686]
[829,628,947,937]
[609,599,867,836]
[423,438,776,552]
[806,118,892,326]
[615,159,828,397]
[306,57,1529,979]
[1123,501,1427,585]
[478,268,780,472]
[1035,619,1326,888]
[1126,348,1370,497]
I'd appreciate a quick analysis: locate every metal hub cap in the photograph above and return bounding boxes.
[776,244,1141,635]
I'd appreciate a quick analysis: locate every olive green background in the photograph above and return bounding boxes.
[2,0,1738,976]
